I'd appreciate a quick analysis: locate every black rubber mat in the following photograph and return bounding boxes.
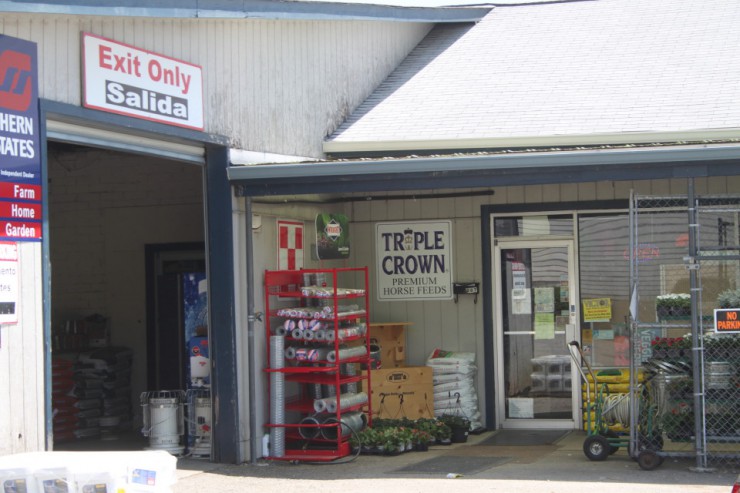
[390,455,511,475]
[475,430,569,446]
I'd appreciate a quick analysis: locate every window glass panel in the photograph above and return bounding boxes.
[494,215,573,237]
[578,214,630,367]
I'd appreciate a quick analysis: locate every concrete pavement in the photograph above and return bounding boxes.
[172,431,737,493]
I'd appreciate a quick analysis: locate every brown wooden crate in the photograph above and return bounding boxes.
[367,366,434,420]
[368,322,411,368]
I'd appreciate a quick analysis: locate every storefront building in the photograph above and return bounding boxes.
[2,0,739,466]
[0,0,484,463]
[229,0,740,463]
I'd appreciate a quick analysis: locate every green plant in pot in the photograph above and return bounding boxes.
[661,404,694,442]
[434,421,452,444]
[717,288,740,309]
[379,427,402,455]
[439,414,470,443]
[656,293,691,318]
[411,429,433,451]
[351,427,379,454]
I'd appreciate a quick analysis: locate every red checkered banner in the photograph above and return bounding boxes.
[277,220,304,270]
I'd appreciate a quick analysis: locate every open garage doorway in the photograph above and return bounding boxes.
[47,141,206,451]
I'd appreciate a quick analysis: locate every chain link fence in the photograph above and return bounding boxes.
[630,187,740,472]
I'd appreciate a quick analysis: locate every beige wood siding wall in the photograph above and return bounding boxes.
[0,14,432,158]
[0,243,44,456]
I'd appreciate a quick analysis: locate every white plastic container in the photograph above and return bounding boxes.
[72,470,119,493]
[0,467,37,493]
[34,467,72,493]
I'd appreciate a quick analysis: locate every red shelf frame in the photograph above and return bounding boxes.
[263,267,372,462]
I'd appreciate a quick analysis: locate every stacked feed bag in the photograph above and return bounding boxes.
[51,354,85,443]
[78,346,134,439]
[426,349,483,431]
[52,353,105,442]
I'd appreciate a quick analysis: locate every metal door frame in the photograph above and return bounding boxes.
[493,238,580,429]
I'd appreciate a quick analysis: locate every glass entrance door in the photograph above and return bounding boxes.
[494,240,578,429]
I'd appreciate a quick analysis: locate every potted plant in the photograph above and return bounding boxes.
[434,421,452,445]
[656,293,691,319]
[717,288,740,309]
[411,429,432,451]
[650,335,690,360]
[351,427,379,454]
[379,427,402,455]
[396,426,414,452]
[439,414,470,443]
[661,403,694,441]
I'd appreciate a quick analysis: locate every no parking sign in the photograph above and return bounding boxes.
[715,308,740,334]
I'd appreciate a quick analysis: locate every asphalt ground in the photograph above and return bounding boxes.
[173,430,738,493]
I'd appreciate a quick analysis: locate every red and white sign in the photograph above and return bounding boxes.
[82,33,204,130]
[0,241,19,324]
[0,182,42,240]
[277,220,304,271]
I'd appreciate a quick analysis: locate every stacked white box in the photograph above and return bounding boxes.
[531,355,571,395]
[0,451,177,493]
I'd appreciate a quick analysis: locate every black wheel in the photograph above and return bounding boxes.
[637,450,664,471]
[605,430,621,455]
[583,435,611,461]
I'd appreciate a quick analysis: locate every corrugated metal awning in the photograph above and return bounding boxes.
[228,143,740,197]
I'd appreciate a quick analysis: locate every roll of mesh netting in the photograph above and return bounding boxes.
[303,329,316,341]
[324,392,368,414]
[309,381,323,400]
[324,325,366,342]
[341,363,358,394]
[327,345,367,363]
[291,328,303,339]
[315,330,326,342]
[313,396,331,413]
[269,335,285,457]
[284,346,297,360]
[320,411,367,440]
[322,383,337,398]
[295,347,330,362]
[298,414,324,439]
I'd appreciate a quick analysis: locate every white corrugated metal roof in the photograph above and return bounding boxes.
[0,0,489,21]
[325,0,740,154]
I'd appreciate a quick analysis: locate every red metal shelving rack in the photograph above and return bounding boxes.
[264,267,372,462]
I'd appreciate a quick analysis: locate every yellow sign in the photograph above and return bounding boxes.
[583,298,612,322]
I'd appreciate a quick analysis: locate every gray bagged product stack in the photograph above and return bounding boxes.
[426,349,483,431]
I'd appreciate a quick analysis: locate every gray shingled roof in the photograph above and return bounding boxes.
[325,0,740,154]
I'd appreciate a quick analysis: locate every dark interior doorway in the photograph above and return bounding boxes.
[145,243,206,391]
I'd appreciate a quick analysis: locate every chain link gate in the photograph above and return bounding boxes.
[629,180,740,472]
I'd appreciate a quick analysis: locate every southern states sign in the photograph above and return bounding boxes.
[376,221,453,301]
[82,33,204,130]
[0,35,42,241]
